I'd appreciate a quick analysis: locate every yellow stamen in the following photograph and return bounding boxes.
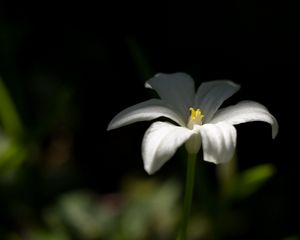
[188,107,204,129]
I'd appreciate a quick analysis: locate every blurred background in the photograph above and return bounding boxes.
[0,1,299,239]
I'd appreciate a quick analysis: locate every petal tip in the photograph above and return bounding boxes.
[272,125,279,139]
[106,119,118,131]
[270,115,279,139]
[144,165,155,175]
[144,82,152,88]
[203,155,218,164]
[226,80,241,90]
[154,73,162,77]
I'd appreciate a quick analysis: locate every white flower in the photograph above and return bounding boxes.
[107,73,278,174]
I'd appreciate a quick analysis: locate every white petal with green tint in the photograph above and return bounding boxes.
[199,122,237,164]
[210,101,278,138]
[194,80,240,123]
[107,99,186,130]
[142,121,194,174]
[146,73,195,121]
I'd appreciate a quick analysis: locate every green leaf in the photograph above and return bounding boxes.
[0,77,24,136]
[233,164,275,199]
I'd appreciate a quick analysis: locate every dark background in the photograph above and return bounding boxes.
[0,1,299,239]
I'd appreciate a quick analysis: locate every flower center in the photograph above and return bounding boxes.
[187,107,204,129]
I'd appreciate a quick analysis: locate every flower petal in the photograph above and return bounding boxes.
[145,73,195,121]
[210,101,278,138]
[142,121,194,174]
[194,80,240,123]
[107,99,185,130]
[199,122,237,164]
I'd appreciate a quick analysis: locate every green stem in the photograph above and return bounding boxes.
[177,153,197,240]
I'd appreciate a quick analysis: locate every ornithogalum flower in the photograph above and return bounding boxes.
[107,73,278,174]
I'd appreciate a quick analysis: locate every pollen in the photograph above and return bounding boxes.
[188,107,204,128]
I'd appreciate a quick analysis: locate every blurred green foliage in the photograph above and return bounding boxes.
[0,78,27,173]
[233,163,275,199]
